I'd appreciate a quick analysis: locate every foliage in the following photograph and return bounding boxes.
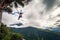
[14,1,18,8]
[0,23,10,40]
[0,0,24,13]
[0,23,24,40]
[4,7,12,13]
[13,0,24,7]
[10,33,23,40]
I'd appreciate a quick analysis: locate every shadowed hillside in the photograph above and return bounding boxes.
[9,26,60,40]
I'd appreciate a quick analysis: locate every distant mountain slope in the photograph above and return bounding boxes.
[9,26,60,40]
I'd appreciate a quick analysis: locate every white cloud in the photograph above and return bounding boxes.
[2,0,60,29]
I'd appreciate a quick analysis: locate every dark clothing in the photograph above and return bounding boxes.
[20,12,23,14]
[18,16,22,20]
[18,12,23,20]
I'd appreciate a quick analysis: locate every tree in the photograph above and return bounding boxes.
[0,0,25,26]
[0,23,24,40]
[0,23,10,40]
[0,0,13,26]
[41,37,44,40]
[10,33,24,40]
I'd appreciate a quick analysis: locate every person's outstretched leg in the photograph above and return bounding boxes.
[18,16,21,20]
[18,13,22,20]
[18,16,22,20]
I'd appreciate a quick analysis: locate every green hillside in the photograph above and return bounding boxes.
[9,26,60,40]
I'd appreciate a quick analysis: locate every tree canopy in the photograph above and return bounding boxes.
[0,23,24,40]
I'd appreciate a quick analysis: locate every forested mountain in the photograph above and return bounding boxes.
[10,26,60,40]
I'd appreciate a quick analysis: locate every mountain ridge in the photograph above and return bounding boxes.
[9,26,60,40]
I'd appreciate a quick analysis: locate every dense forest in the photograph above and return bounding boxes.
[10,26,60,40]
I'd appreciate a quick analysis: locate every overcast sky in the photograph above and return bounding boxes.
[2,0,60,29]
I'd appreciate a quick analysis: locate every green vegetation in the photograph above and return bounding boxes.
[13,0,24,6]
[4,7,12,13]
[0,23,24,40]
[1,23,60,40]
[0,23,45,40]
[10,33,23,40]
[10,27,60,40]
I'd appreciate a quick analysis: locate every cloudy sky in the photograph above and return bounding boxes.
[2,0,60,29]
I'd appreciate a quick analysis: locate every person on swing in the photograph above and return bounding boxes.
[18,10,23,20]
